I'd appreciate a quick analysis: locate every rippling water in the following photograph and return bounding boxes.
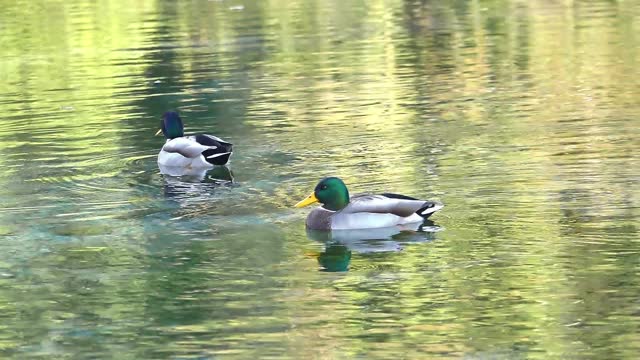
[1,0,639,358]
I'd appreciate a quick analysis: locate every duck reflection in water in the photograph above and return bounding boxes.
[160,164,234,199]
[316,243,352,272]
[159,163,234,181]
[306,221,442,272]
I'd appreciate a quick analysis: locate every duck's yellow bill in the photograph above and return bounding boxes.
[295,193,319,208]
[154,129,163,136]
[303,251,320,258]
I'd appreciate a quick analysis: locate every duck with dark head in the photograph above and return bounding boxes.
[156,111,233,169]
[295,177,443,230]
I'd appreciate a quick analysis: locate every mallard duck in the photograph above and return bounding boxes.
[295,177,443,230]
[156,111,232,167]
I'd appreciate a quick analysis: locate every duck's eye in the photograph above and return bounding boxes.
[320,185,327,190]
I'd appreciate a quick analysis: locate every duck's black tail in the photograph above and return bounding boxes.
[204,150,232,165]
[417,201,444,218]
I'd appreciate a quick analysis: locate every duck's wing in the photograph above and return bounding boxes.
[161,137,215,159]
[343,193,443,218]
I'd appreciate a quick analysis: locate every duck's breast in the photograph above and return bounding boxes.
[306,207,333,230]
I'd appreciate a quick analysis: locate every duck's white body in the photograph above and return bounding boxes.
[158,147,213,168]
[331,211,425,229]
[157,135,232,168]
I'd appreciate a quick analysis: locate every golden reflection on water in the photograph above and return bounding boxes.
[0,0,639,359]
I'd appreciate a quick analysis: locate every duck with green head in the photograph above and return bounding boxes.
[295,177,443,230]
[156,111,233,169]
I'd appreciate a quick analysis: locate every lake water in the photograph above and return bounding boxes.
[1,0,639,358]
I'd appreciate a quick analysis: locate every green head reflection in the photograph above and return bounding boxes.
[318,243,352,272]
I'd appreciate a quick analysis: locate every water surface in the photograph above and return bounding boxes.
[1,0,639,359]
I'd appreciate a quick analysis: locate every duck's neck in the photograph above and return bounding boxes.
[322,189,349,211]
[163,123,183,139]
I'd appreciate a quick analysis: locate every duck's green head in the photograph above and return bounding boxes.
[156,111,184,139]
[295,177,350,211]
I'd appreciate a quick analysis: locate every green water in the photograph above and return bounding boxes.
[1,0,639,358]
